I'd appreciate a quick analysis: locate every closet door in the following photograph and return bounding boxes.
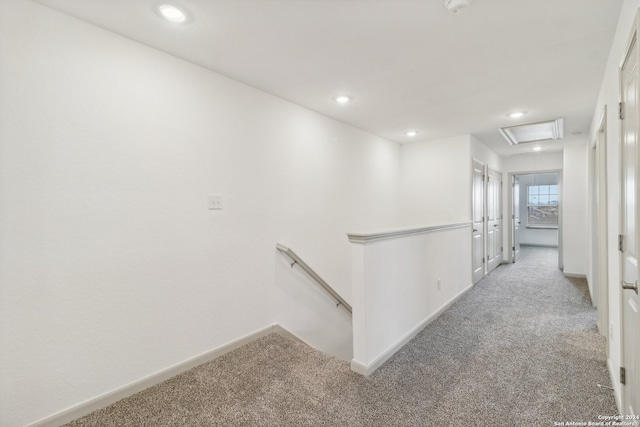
[487,168,502,273]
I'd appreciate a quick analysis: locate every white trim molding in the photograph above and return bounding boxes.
[563,272,587,279]
[27,325,286,427]
[351,283,473,376]
[347,221,472,243]
[608,358,622,413]
[349,221,473,377]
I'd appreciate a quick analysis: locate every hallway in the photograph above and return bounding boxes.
[64,246,617,426]
[413,245,617,425]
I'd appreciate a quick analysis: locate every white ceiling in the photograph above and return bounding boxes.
[33,0,623,157]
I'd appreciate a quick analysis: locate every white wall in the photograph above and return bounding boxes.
[350,225,472,375]
[516,173,559,247]
[0,1,401,425]
[343,134,478,374]
[589,0,640,405]
[562,140,589,276]
[271,106,401,362]
[0,0,605,424]
[502,152,564,173]
[400,135,472,226]
[471,136,503,173]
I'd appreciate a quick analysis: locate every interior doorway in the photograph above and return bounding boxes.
[509,171,561,268]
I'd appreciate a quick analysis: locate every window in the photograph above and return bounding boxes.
[527,184,558,227]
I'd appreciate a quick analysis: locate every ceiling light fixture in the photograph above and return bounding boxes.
[334,95,352,104]
[508,111,526,119]
[405,130,419,137]
[444,0,473,14]
[157,4,187,23]
[532,146,543,151]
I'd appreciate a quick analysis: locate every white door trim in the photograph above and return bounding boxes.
[506,169,562,265]
[486,167,503,273]
[619,11,640,414]
[593,106,609,342]
[512,175,521,263]
[471,158,486,283]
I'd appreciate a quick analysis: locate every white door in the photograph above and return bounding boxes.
[513,176,521,263]
[472,160,485,284]
[487,168,502,272]
[621,17,639,415]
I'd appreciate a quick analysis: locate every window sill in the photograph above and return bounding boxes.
[526,226,558,230]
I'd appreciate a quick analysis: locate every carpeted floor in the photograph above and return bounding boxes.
[64,246,617,426]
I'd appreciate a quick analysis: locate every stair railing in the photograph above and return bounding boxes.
[276,243,352,314]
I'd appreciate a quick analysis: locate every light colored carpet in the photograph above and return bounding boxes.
[64,246,617,426]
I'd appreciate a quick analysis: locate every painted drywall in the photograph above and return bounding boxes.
[471,136,503,173]
[0,0,603,423]
[589,0,640,404]
[516,174,559,247]
[351,225,472,373]
[0,1,401,425]
[271,105,402,362]
[273,251,354,361]
[502,152,564,173]
[562,141,589,276]
[400,135,472,226]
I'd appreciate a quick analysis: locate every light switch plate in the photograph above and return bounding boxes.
[207,194,223,210]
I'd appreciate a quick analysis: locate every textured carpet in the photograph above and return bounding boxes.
[64,246,617,426]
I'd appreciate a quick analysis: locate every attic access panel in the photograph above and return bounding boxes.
[498,118,564,145]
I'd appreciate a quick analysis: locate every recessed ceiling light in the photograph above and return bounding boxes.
[405,130,419,137]
[508,111,526,119]
[334,95,352,104]
[157,4,187,22]
[532,146,542,151]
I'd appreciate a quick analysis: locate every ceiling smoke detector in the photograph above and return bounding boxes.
[444,0,473,14]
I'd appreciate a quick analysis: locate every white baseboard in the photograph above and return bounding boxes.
[272,324,306,345]
[351,283,474,376]
[27,325,281,427]
[350,359,369,376]
[564,272,587,279]
[608,358,622,414]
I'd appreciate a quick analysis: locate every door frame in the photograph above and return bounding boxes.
[471,158,486,283]
[590,106,609,342]
[512,175,521,263]
[506,169,563,266]
[487,167,503,273]
[619,12,640,414]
